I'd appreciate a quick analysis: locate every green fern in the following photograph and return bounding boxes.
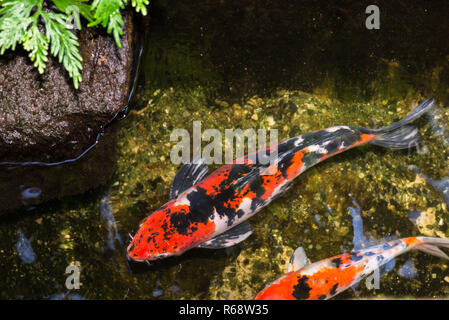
[0,1,36,54]
[0,0,150,89]
[131,0,149,16]
[43,11,83,88]
[23,22,49,74]
[89,0,125,48]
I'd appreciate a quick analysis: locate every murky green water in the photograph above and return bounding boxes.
[2,1,449,299]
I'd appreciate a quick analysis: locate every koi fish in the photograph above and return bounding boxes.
[127,99,435,262]
[254,236,449,300]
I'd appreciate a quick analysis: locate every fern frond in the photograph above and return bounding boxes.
[23,23,49,74]
[52,0,94,24]
[131,0,150,16]
[0,0,36,54]
[42,11,82,88]
[89,0,125,47]
[0,0,151,89]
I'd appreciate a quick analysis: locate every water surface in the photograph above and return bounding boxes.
[1,1,449,300]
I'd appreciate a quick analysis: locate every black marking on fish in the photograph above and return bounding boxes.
[325,139,342,154]
[292,275,312,300]
[349,253,363,262]
[382,242,396,250]
[302,152,321,167]
[331,257,343,268]
[330,283,339,296]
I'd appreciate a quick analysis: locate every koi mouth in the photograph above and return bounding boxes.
[127,252,172,263]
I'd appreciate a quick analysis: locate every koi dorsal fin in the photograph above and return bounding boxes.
[287,246,308,272]
[198,222,253,249]
[170,157,209,199]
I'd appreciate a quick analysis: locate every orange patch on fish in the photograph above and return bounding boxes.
[285,150,305,179]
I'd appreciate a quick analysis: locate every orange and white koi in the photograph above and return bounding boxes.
[254,236,449,300]
[127,99,434,262]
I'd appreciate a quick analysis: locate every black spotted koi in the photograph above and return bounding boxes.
[127,99,435,262]
[254,236,449,300]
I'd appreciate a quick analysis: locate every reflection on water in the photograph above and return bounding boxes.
[348,199,365,251]
[20,187,42,201]
[15,228,36,264]
[47,293,86,300]
[398,259,418,279]
[314,214,326,228]
[100,196,123,252]
[408,210,422,226]
[408,165,449,207]
[427,107,449,147]
[347,198,396,293]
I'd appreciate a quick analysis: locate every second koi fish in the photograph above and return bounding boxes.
[254,236,449,300]
[128,99,435,262]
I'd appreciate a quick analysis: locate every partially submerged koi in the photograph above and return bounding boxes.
[127,99,435,262]
[254,236,449,300]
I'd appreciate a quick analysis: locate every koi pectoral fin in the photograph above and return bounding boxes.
[287,246,308,272]
[170,157,209,199]
[198,222,253,249]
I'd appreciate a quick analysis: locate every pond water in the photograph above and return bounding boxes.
[1,1,449,300]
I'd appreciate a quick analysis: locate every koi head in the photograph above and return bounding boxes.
[126,218,173,262]
[127,200,216,262]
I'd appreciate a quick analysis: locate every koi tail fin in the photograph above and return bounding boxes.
[370,125,422,149]
[414,237,449,260]
[364,98,435,149]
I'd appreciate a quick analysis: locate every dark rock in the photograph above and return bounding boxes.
[0,124,118,214]
[0,10,143,213]
[0,11,137,161]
